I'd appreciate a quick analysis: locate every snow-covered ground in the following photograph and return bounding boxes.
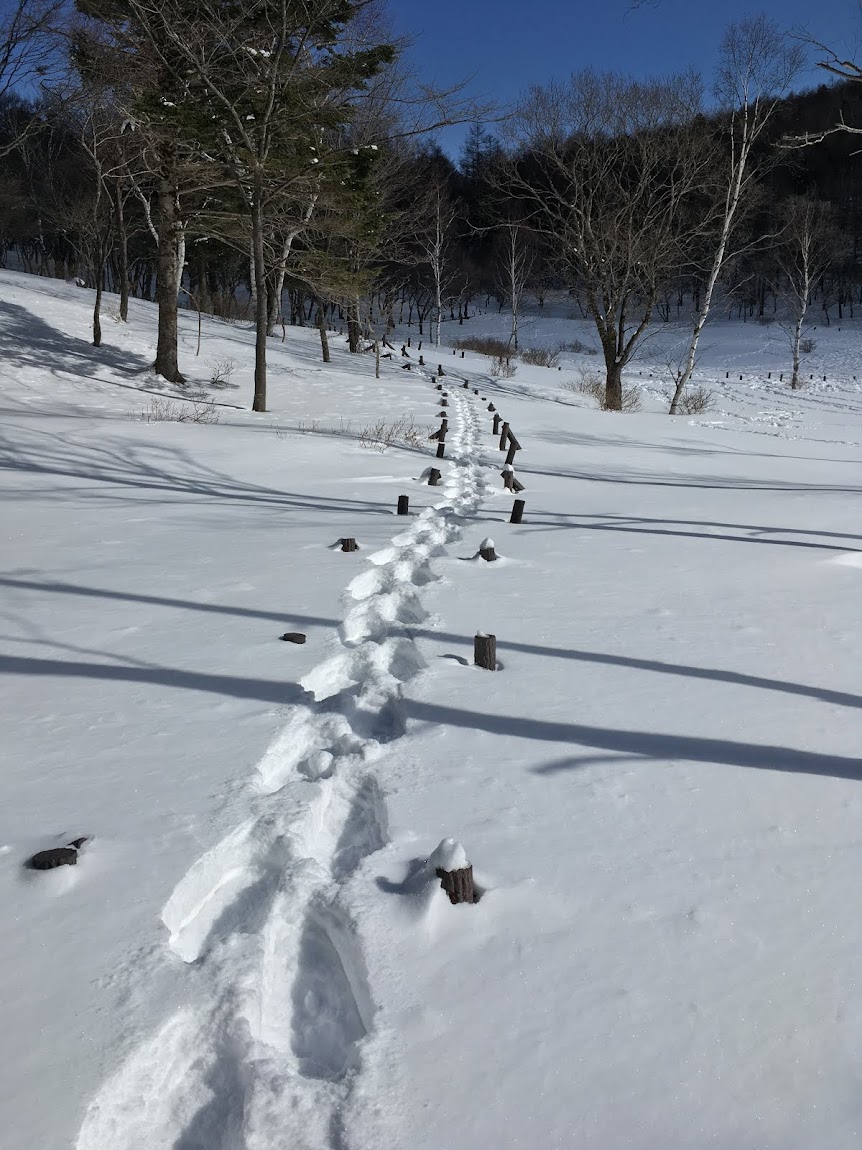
[2,269,862,1149]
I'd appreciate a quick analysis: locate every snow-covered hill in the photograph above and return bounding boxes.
[2,269,862,1149]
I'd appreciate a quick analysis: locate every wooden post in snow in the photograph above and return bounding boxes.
[428,839,476,905]
[474,632,497,671]
[397,495,409,515]
[510,499,525,524]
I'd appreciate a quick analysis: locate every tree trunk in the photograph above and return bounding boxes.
[347,298,361,353]
[316,299,330,363]
[114,192,129,323]
[251,183,268,411]
[605,359,622,412]
[791,313,802,389]
[92,264,103,347]
[153,173,184,383]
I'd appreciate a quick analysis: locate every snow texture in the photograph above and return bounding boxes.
[1,270,862,1149]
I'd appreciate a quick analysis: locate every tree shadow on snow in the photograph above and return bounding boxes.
[2,576,862,714]
[403,700,862,783]
[0,298,153,379]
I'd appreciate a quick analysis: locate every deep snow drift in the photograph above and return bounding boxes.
[2,270,862,1149]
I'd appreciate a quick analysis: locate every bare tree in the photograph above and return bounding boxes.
[668,15,804,414]
[0,0,63,155]
[495,222,533,351]
[505,68,716,410]
[417,178,458,349]
[774,196,838,389]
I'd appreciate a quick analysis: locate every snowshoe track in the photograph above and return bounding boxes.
[76,387,485,1150]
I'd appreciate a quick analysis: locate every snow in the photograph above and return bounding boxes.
[426,837,470,872]
[2,270,862,1148]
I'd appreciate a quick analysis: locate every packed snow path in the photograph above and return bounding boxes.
[76,388,489,1149]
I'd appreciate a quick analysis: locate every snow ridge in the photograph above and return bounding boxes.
[76,387,485,1150]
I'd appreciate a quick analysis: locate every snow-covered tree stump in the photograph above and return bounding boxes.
[479,537,497,562]
[340,537,358,552]
[429,839,475,905]
[474,632,497,670]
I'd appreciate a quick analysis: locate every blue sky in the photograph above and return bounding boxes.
[390,0,862,160]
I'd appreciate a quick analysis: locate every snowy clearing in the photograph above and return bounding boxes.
[2,270,862,1149]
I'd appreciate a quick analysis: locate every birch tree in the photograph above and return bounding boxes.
[667,15,804,414]
[495,222,533,351]
[417,178,458,349]
[775,196,838,389]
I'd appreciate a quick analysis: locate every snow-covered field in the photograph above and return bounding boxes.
[2,268,862,1149]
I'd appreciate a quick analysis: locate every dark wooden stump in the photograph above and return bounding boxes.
[502,469,514,491]
[473,388,479,395]
[436,864,475,905]
[440,418,448,434]
[280,632,307,644]
[461,350,465,358]
[488,403,496,412]
[479,544,497,562]
[401,362,412,371]
[492,413,501,435]
[397,495,409,515]
[436,383,443,390]
[510,499,526,524]
[512,476,525,493]
[419,355,425,366]
[505,443,519,467]
[428,428,441,441]
[428,468,442,486]
[438,364,445,376]
[436,441,446,459]
[27,846,78,870]
[441,399,448,407]
[340,537,359,552]
[474,632,497,671]
[463,380,470,388]
[499,422,510,451]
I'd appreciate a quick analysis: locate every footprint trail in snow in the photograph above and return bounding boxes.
[76,387,490,1150]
